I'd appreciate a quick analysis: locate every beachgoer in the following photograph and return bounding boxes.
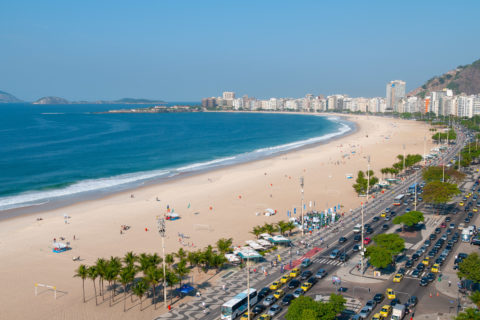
[448,280,451,287]
[222,284,226,291]
[53,238,56,242]
[120,230,123,235]
[73,235,76,240]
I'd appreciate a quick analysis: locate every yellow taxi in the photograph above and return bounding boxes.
[258,314,272,320]
[269,281,282,290]
[466,193,471,198]
[386,288,396,299]
[431,263,440,273]
[372,313,384,320]
[380,305,392,318]
[393,273,403,283]
[474,207,478,213]
[380,212,387,217]
[422,257,430,266]
[241,312,252,319]
[289,267,300,278]
[280,274,291,284]
[273,289,284,299]
[301,282,312,292]
[459,202,465,206]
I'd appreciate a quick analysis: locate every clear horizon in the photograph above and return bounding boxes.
[1,0,480,101]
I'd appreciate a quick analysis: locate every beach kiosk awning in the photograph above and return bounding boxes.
[268,235,291,245]
[260,233,272,240]
[236,247,262,260]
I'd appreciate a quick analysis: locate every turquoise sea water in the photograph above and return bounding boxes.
[0,103,352,212]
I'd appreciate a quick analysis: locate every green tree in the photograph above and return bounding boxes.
[455,307,480,320]
[373,233,405,255]
[165,253,175,268]
[216,238,233,255]
[285,294,345,320]
[422,181,461,205]
[393,211,425,228]
[423,166,465,183]
[95,258,107,299]
[262,223,276,235]
[123,251,137,268]
[145,266,162,310]
[87,266,99,306]
[469,291,480,309]
[118,266,135,312]
[132,279,148,311]
[174,248,187,261]
[108,256,122,302]
[74,264,88,303]
[458,253,480,283]
[165,269,180,304]
[174,258,190,286]
[250,225,263,239]
[353,170,378,195]
[104,262,120,306]
[365,246,392,269]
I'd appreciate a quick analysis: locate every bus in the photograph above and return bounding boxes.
[408,183,420,195]
[393,194,405,206]
[221,288,258,320]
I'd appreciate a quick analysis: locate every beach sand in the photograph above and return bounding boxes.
[0,115,434,320]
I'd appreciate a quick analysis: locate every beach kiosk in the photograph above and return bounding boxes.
[166,213,180,221]
[267,235,291,246]
[235,247,262,262]
[52,242,71,253]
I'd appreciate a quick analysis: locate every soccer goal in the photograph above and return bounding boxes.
[34,283,57,299]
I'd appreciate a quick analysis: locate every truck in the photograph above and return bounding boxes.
[461,226,476,242]
[391,304,405,320]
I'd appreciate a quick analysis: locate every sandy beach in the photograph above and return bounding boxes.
[0,114,434,320]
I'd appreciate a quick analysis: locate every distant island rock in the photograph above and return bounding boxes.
[0,90,23,103]
[33,96,71,105]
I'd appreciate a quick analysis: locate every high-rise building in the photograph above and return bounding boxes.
[222,92,235,100]
[386,80,406,111]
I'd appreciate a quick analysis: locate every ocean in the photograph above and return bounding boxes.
[0,103,353,213]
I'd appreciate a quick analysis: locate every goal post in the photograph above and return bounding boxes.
[34,283,57,299]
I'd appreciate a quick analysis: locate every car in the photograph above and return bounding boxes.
[339,252,350,262]
[435,257,444,266]
[406,296,418,307]
[429,234,437,240]
[385,215,391,221]
[459,202,464,206]
[397,267,406,275]
[281,293,295,306]
[445,217,452,222]
[364,237,372,245]
[380,305,392,318]
[435,227,441,234]
[412,253,420,261]
[301,258,312,268]
[422,257,430,266]
[474,207,478,213]
[458,223,465,230]
[390,298,400,307]
[373,216,380,222]
[419,277,429,286]
[358,307,371,319]
[258,314,271,320]
[380,212,387,217]
[240,312,252,319]
[252,304,267,315]
[263,295,276,306]
[424,239,431,247]
[446,228,452,235]
[289,267,300,278]
[365,299,377,311]
[382,224,389,230]
[371,313,383,320]
[465,217,471,223]
[258,287,271,299]
[267,304,282,317]
[366,227,374,234]
[426,272,435,282]
[390,211,397,216]
[315,268,328,279]
[306,277,318,286]
[373,293,385,303]
[386,288,396,299]
[416,263,425,271]
[468,212,474,218]
[405,259,414,268]
[459,253,468,259]
[330,249,340,259]
[269,281,281,290]
[301,282,312,292]
[441,222,447,228]
[273,289,284,299]
[300,270,312,280]
[393,274,403,283]
[292,288,304,298]
[353,244,361,252]
[288,279,301,289]
[280,274,291,284]
[411,269,420,278]
[354,234,361,242]
[339,237,347,244]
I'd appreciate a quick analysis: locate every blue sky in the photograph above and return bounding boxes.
[1,0,479,101]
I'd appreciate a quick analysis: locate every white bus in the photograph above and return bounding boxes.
[221,288,258,320]
[393,194,405,206]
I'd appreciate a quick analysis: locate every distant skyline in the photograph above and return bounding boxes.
[1,0,480,102]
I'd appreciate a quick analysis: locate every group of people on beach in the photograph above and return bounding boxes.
[120,225,130,234]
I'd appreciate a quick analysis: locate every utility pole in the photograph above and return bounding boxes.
[403,144,406,173]
[156,216,167,308]
[247,256,250,320]
[360,201,365,277]
[300,177,305,235]
[423,135,427,167]
[360,156,370,278]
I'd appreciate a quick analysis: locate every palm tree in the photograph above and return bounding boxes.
[165,270,179,304]
[123,251,137,268]
[74,264,88,303]
[87,266,99,305]
[132,279,148,311]
[95,258,107,299]
[149,253,162,267]
[165,253,175,268]
[250,225,263,239]
[263,223,276,235]
[109,256,122,301]
[276,221,288,235]
[211,253,228,273]
[216,238,233,255]
[187,251,200,272]
[174,248,187,261]
[104,263,119,307]
[138,253,152,273]
[118,267,134,312]
[145,266,162,309]
[284,221,296,237]
[174,259,190,286]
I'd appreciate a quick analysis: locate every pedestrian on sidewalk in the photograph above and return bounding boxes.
[448,280,451,287]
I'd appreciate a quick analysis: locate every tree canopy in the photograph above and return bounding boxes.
[365,246,392,269]
[393,211,425,227]
[422,166,465,184]
[458,253,480,283]
[353,170,378,195]
[422,181,461,204]
[455,307,480,320]
[285,294,346,320]
[373,233,405,255]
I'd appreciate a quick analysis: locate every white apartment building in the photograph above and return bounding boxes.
[386,80,406,111]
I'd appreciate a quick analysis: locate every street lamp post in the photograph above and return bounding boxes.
[300,177,305,235]
[403,144,406,173]
[156,216,168,308]
[247,256,250,320]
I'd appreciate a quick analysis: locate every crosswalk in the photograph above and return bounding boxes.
[313,257,348,266]
[403,269,428,279]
